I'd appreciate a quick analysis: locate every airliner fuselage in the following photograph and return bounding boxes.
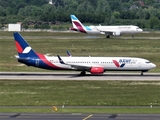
[17,56,156,74]
[70,15,143,38]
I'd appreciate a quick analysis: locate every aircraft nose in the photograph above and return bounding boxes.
[139,29,143,32]
[151,63,156,69]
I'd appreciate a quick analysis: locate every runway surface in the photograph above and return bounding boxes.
[0,72,160,80]
[1,113,160,120]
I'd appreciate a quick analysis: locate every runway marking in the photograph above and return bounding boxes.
[82,114,92,120]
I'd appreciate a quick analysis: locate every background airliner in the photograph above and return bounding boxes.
[70,15,143,38]
[14,32,155,75]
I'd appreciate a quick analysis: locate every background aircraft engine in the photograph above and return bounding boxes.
[100,31,105,34]
[90,67,104,74]
[113,32,121,36]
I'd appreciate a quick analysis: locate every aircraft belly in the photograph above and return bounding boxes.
[87,31,100,34]
[104,64,149,71]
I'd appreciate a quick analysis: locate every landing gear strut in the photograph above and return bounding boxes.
[79,71,86,76]
[132,34,134,38]
[141,71,143,76]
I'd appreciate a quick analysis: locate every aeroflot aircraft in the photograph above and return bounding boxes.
[14,32,156,75]
[70,15,143,38]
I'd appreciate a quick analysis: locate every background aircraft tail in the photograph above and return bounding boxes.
[70,15,87,33]
[14,32,38,58]
[66,50,72,57]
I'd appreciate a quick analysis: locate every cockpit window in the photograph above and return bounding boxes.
[145,61,150,63]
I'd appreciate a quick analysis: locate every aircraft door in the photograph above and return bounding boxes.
[35,59,39,66]
[138,61,141,67]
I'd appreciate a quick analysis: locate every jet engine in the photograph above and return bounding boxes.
[100,31,105,34]
[112,32,121,36]
[90,67,104,74]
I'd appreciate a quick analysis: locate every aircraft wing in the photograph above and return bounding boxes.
[57,55,100,71]
[95,27,120,36]
[101,30,119,35]
[102,31,114,35]
[68,64,91,71]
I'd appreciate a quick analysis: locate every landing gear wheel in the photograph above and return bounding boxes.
[106,35,110,38]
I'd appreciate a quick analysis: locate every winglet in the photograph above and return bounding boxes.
[57,55,65,64]
[66,50,72,57]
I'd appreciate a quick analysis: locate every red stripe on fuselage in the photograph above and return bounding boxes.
[112,60,120,67]
[15,41,23,53]
[36,53,62,69]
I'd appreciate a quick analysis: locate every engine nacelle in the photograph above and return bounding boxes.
[100,31,105,34]
[113,32,121,36]
[90,67,104,75]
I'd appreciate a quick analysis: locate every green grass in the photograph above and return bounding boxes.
[0,31,160,72]
[0,80,160,113]
[0,108,160,114]
[0,80,160,106]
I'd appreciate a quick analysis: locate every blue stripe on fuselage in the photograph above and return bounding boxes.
[20,58,65,70]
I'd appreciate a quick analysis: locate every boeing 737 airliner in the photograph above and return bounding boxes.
[70,15,143,38]
[14,32,156,75]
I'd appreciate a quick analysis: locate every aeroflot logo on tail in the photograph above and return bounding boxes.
[112,59,132,68]
[15,41,31,53]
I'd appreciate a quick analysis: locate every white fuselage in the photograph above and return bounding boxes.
[43,56,155,71]
[86,25,143,35]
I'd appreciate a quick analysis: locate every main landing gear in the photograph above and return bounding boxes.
[132,34,134,38]
[79,70,86,76]
[106,35,110,38]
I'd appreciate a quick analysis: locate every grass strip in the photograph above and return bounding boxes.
[0,107,160,114]
[0,80,160,106]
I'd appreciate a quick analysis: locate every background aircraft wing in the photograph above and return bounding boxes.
[103,31,114,35]
[98,29,121,36]
[95,27,120,36]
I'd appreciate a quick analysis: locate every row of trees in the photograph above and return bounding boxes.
[0,0,160,30]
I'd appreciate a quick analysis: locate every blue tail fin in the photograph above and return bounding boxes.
[13,32,37,58]
[66,50,72,57]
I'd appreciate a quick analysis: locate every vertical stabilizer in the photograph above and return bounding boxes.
[70,15,87,33]
[14,32,37,58]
